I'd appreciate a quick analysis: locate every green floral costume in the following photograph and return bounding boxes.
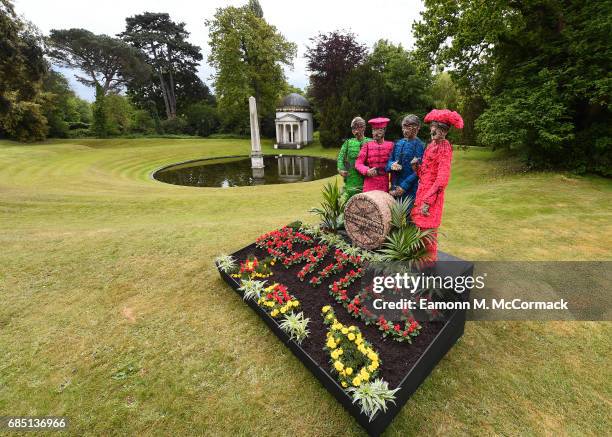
[337,136,371,198]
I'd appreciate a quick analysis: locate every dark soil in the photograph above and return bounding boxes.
[231,244,445,389]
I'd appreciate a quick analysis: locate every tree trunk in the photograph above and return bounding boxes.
[167,69,177,119]
[157,70,172,119]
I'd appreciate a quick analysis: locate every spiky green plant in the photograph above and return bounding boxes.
[309,180,346,232]
[238,279,267,301]
[279,311,310,344]
[348,378,400,422]
[214,254,236,273]
[379,225,435,266]
[390,196,413,230]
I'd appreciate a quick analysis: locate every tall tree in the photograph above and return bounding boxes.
[0,0,48,141]
[305,31,367,147]
[414,0,611,174]
[121,12,203,119]
[47,29,149,94]
[247,0,264,18]
[206,3,296,134]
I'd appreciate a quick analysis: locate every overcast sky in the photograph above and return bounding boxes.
[13,0,425,101]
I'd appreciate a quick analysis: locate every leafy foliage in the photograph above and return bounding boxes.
[309,180,346,232]
[379,225,435,265]
[348,378,400,422]
[0,0,48,141]
[389,196,413,230]
[206,4,296,134]
[47,28,150,94]
[121,12,203,120]
[279,311,310,344]
[414,0,612,174]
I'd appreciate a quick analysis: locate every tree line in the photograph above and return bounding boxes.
[0,0,609,174]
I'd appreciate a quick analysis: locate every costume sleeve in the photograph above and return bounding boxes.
[423,143,452,204]
[398,142,417,191]
[385,142,398,172]
[337,140,349,171]
[354,143,369,176]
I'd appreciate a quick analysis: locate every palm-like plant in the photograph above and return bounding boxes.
[309,180,346,232]
[389,196,413,230]
[379,225,435,266]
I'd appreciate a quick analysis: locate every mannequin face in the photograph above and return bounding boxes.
[372,127,385,142]
[402,123,419,139]
[352,123,365,140]
[430,124,448,141]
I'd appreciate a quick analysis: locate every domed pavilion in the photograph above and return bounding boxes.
[274,93,313,149]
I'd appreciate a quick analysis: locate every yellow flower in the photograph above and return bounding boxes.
[280,307,286,314]
[331,323,342,331]
[348,326,356,332]
[352,377,362,387]
[348,333,355,341]
[326,313,334,320]
[331,350,340,360]
[336,348,343,355]
[345,367,353,376]
[367,351,378,361]
[271,309,279,317]
[360,369,370,381]
[341,327,349,335]
[334,361,344,371]
[322,305,331,313]
[326,338,336,349]
[368,360,379,372]
[341,381,348,388]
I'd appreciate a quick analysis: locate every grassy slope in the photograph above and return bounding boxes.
[0,138,610,436]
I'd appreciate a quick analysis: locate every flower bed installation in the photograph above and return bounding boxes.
[216,223,473,436]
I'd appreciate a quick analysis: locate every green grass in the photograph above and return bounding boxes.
[0,138,610,436]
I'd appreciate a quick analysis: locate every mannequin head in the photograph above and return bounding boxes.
[351,117,366,140]
[401,114,420,139]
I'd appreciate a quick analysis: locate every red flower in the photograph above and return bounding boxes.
[394,324,401,332]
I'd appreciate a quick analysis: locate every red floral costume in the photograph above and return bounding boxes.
[411,139,453,260]
[355,140,393,192]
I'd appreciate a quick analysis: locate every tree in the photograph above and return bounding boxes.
[121,12,203,120]
[305,31,367,105]
[247,0,263,18]
[126,69,214,118]
[206,3,296,134]
[0,0,48,141]
[91,84,108,137]
[305,31,367,146]
[47,28,149,94]
[414,0,611,174]
[41,70,88,137]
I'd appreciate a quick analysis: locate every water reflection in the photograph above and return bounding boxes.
[153,155,337,187]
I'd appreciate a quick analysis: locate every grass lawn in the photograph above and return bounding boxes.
[1,138,610,436]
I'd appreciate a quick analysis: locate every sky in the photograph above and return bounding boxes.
[12,0,425,101]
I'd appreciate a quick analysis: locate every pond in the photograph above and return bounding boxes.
[152,155,338,187]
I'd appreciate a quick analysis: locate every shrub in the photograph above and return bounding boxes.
[160,116,187,135]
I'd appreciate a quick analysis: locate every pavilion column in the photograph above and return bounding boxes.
[297,123,301,145]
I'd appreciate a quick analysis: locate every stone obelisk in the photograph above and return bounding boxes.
[249,96,265,180]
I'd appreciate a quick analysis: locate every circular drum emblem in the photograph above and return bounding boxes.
[344,191,395,250]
